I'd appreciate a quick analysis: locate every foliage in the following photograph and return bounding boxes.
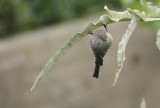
[121,0,160,30]
[0,0,17,37]
[28,0,160,93]
[113,17,139,86]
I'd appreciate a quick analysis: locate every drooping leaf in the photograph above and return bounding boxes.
[140,98,146,108]
[113,17,139,86]
[28,22,103,93]
[156,29,160,51]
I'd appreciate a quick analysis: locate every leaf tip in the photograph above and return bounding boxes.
[104,5,108,10]
[112,80,117,87]
[156,29,160,51]
[112,69,120,86]
[141,97,146,108]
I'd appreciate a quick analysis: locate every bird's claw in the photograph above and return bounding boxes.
[103,24,108,32]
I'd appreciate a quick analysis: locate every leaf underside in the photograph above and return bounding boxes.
[113,17,139,86]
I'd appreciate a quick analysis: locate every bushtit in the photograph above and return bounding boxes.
[90,29,113,78]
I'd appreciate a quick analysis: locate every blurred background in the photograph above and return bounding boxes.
[1,0,160,108]
[1,0,160,38]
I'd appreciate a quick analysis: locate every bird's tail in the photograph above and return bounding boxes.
[93,57,103,78]
[93,63,100,78]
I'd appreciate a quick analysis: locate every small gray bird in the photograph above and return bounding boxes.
[90,29,113,78]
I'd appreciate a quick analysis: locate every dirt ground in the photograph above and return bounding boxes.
[0,14,160,108]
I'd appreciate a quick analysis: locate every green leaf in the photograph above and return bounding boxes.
[147,3,160,18]
[113,17,139,86]
[140,98,146,108]
[105,5,160,22]
[141,0,160,18]
[28,22,103,93]
[104,5,132,22]
[127,8,143,20]
[99,15,113,24]
[156,29,160,51]
[140,0,150,14]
